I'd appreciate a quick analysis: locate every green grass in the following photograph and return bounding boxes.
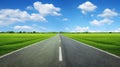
[0,33,55,56]
[63,33,120,56]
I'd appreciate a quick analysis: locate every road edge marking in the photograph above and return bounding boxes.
[0,36,55,59]
[73,39,120,59]
[62,35,120,59]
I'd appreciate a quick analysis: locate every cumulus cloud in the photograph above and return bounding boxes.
[30,13,46,21]
[0,9,46,26]
[33,1,61,16]
[78,1,97,14]
[90,8,118,26]
[0,9,30,26]
[74,26,89,32]
[90,18,113,26]
[65,26,103,32]
[14,25,33,30]
[26,6,33,10]
[14,24,47,32]
[98,8,118,18]
[0,1,61,26]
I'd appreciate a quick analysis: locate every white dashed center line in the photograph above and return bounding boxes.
[59,46,63,62]
[59,40,61,42]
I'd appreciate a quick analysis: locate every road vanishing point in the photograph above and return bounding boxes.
[0,34,120,67]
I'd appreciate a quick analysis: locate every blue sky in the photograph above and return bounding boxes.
[0,0,120,32]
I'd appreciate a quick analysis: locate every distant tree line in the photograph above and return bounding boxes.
[59,32,120,34]
[0,31,120,34]
[0,31,59,34]
[0,31,37,33]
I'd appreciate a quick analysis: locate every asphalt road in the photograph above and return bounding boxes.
[0,34,120,67]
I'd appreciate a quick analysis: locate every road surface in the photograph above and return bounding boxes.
[0,34,120,67]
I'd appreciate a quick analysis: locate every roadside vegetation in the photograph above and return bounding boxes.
[0,33,55,56]
[63,33,120,56]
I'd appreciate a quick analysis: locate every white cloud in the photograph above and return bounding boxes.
[14,25,33,31]
[14,24,47,32]
[0,1,61,26]
[0,9,30,26]
[78,1,97,14]
[32,24,46,30]
[98,8,118,18]
[0,9,46,26]
[26,6,33,10]
[90,8,118,26]
[74,26,89,32]
[90,18,113,26]
[30,13,46,21]
[63,18,68,21]
[65,26,103,32]
[33,1,61,16]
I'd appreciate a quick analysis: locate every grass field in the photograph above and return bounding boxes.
[64,33,120,56]
[0,33,55,56]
